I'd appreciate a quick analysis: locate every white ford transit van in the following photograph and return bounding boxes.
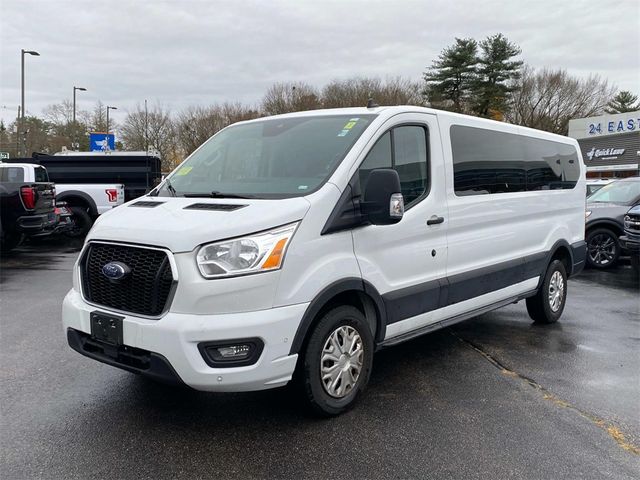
[62,106,586,415]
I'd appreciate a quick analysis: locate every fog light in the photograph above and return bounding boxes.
[211,344,252,361]
[198,338,264,368]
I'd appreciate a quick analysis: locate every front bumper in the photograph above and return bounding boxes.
[62,289,306,392]
[619,235,640,253]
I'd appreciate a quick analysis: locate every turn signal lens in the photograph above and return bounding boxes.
[262,238,288,269]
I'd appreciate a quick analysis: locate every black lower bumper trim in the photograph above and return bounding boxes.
[67,328,186,387]
[619,236,640,253]
[570,240,587,277]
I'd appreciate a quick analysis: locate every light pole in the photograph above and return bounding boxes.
[106,105,117,134]
[73,86,86,123]
[20,49,39,156]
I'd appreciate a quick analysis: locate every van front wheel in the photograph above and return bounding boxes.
[301,305,374,416]
[526,259,567,324]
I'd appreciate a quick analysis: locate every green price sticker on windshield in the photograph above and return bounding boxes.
[176,166,193,176]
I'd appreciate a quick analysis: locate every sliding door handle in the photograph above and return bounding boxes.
[427,215,445,226]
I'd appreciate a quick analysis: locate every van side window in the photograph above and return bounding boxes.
[450,125,579,196]
[394,126,428,204]
[359,126,429,206]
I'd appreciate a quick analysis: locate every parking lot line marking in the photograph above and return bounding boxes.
[450,331,640,456]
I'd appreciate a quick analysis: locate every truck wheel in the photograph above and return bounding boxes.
[526,259,567,324]
[64,207,93,238]
[1,231,23,253]
[301,305,374,416]
[586,228,620,269]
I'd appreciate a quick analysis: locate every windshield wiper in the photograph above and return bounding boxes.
[183,191,255,199]
[164,178,178,197]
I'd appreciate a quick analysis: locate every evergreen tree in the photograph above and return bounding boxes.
[471,34,523,119]
[605,91,640,113]
[423,38,478,113]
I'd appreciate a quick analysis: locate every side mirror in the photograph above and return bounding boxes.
[361,169,404,225]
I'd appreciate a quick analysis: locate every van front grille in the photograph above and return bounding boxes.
[80,242,175,317]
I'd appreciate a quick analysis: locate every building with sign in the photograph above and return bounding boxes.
[568,111,640,179]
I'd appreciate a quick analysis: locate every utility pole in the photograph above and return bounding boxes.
[20,49,40,156]
[16,106,20,156]
[144,99,149,152]
[73,86,87,123]
[106,105,117,134]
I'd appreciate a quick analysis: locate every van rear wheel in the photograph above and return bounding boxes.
[300,305,373,416]
[526,259,567,324]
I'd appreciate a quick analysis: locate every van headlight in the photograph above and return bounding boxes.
[196,222,299,278]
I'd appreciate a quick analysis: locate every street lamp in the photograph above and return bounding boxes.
[20,49,39,156]
[106,105,117,134]
[72,86,86,123]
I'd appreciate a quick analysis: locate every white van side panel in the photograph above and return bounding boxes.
[438,115,585,280]
[273,184,362,308]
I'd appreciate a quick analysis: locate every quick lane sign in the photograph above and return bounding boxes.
[586,147,626,161]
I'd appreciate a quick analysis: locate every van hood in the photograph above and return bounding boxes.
[87,196,311,252]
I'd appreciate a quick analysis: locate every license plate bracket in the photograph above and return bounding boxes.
[90,311,124,346]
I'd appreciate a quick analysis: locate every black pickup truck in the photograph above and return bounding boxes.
[0,163,57,252]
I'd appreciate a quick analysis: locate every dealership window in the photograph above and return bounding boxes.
[359,126,429,206]
[450,125,579,195]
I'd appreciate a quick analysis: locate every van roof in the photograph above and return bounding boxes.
[238,105,575,143]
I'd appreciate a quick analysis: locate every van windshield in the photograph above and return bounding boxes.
[158,114,376,198]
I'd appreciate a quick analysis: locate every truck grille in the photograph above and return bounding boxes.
[80,242,175,317]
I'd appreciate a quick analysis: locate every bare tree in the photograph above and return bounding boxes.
[120,103,175,165]
[88,101,110,133]
[175,102,260,157]
[322,77,423,108]
[507,66,615,135]
[261,82,321,115]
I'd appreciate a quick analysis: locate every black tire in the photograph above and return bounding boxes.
[64,206,93,238]
[526,259,568,324]
[1,231,23,253]
[300,305,374,417]
[586,228,620,269]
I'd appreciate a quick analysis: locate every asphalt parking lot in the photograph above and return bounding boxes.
[1,239,639,480]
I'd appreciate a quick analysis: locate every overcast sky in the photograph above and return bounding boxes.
[1,0,639,126]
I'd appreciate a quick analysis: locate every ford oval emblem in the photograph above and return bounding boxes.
[102,261,131,280]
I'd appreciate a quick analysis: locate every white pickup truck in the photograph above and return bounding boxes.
[1,163,125,237]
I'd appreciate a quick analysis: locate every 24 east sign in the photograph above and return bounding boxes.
[588,116,639,136]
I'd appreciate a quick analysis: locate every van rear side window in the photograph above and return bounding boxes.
[450,125,579,196]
